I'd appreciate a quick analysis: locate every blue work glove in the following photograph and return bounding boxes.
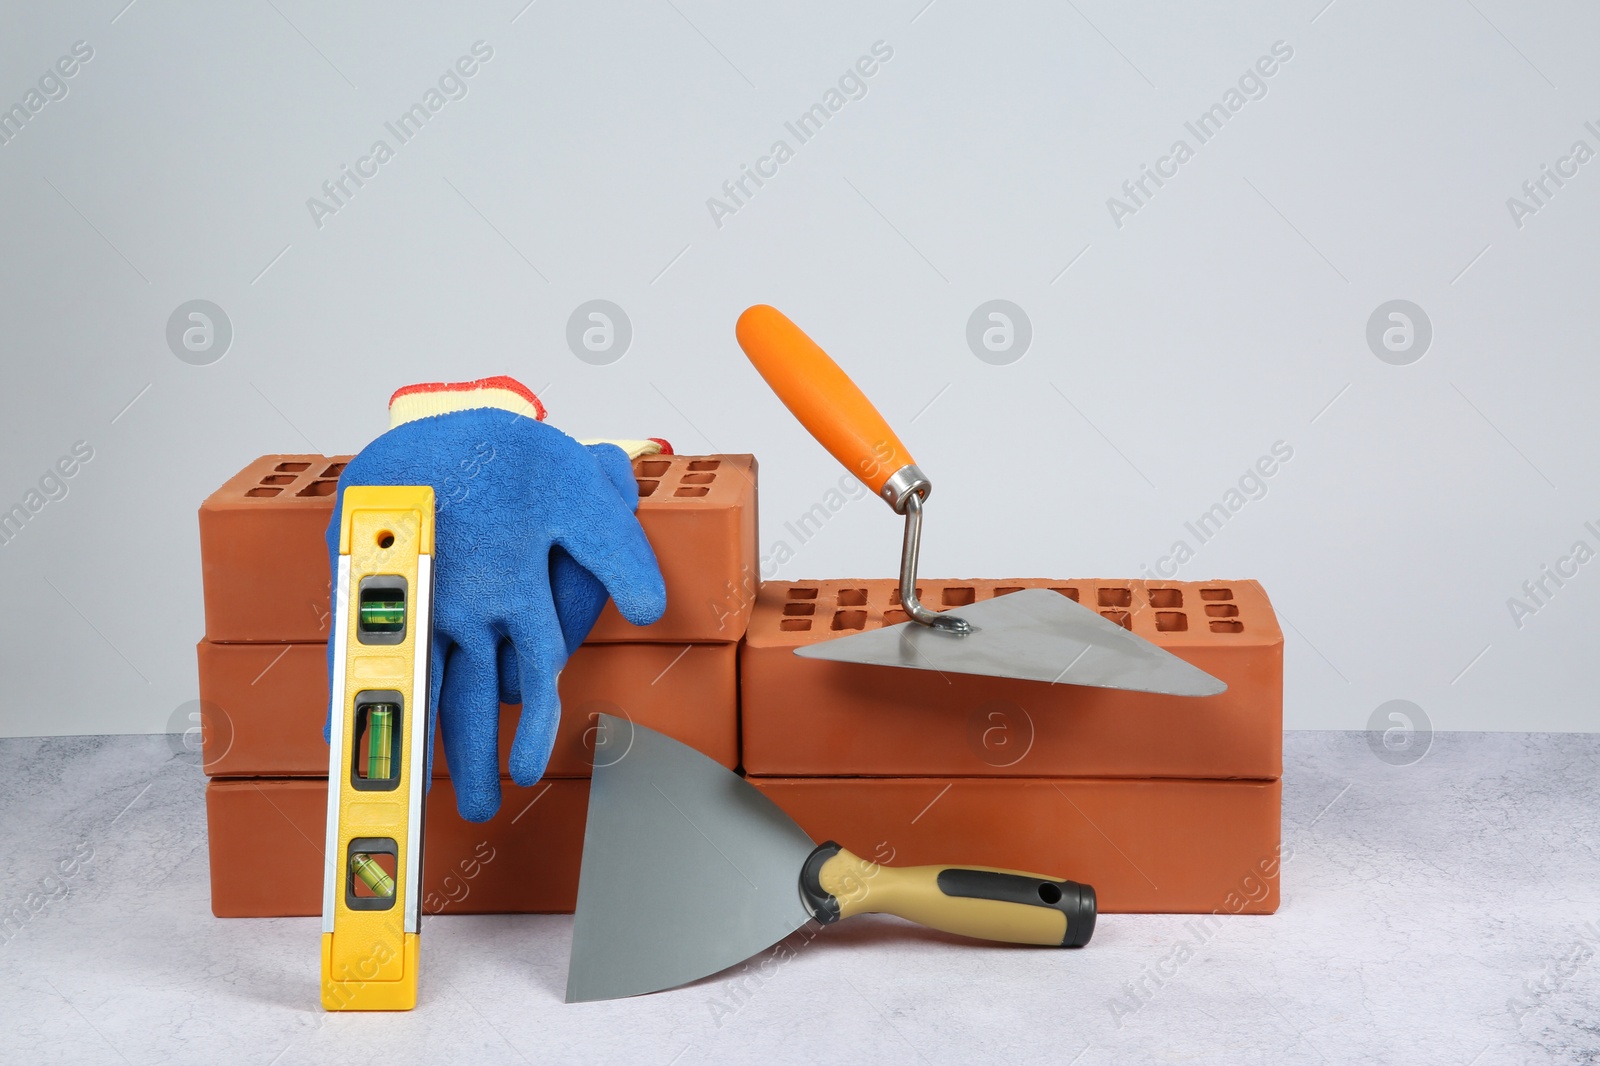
[496,443,642,698]
[326,396,665,822]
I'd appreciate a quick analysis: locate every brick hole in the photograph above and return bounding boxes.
[780,618,812,632]
[882,608,908,625]
[320,463,347,478]
[1101,611,1132,629]
[1200,588,1233,601]
[893,588,925,606]
[638,460,671,477]
[832,609,868,631]
[274,461,311,473]
[296,480,338,497]
[1050,587,1080,602]
[637,480,659,497]
[687,460,721,471]
[258,475,296,486]
[1098,588,1132,608]
[994,586,1024,597]
[245,487,282,497]
[782,603,814,616]
[836,589,868,607]
[788,587,819,600]
[1155,612,1188,632]
[674,486,709,498]
[1148,588,1183,608]
[1209,620,1243,633]
[680,473,716,485]
[1205,604,1239,617]
[941,587,976,607]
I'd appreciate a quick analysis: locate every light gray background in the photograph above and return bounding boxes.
[2,0,1596,737]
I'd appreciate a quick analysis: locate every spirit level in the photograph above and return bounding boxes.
[321,486,434,1011]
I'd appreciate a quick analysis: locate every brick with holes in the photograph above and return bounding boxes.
[588,453,758,642]
[197,456,349,643]
[741,578,1282,779]
[197,452,758,643]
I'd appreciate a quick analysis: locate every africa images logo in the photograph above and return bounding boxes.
[1106,41,1294,229]
[305,42,494,229]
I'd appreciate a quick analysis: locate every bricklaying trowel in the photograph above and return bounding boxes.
[565,716,1095,1002]
[735,305,1226,698]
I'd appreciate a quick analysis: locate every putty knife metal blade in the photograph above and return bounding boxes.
[567,716,1100,1002]
[794,588,1228,697]
[565,716,817,1003]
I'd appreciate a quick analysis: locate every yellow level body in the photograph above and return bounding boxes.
[321,486,434,1011]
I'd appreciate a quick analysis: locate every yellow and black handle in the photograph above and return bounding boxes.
[800,842,1096,948]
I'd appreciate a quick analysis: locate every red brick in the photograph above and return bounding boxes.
[198,452,758,644]
[198,455,346,643]
[207,774,1280,917]
[741,579,1282,779]
[206,777,587,918]
[589,453,759,643]
[197,640,737,778]
[751,776,1282,914]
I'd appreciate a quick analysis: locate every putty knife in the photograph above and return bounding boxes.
[565,716,1095,1003]
[735,305,1226,698]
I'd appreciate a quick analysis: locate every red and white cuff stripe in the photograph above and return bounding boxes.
[388,375,548,427]
[387,376,672,459]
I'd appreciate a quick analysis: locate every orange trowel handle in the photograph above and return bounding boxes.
[735,305,915,500]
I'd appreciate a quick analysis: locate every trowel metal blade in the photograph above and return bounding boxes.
[565,716,818,1003]
[794,588,1227,697]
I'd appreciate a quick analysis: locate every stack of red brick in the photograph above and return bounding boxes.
[198,453,756,916]
[742,580,1283,914]
[199,456,1282,918]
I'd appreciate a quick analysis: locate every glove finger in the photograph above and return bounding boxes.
[550,453,667,628]
[504,616,566,787]
[582,443,641,513]
[438,639,503,822]
[425,629,448,784]
[556,443,642,649]
[550,547,611,655]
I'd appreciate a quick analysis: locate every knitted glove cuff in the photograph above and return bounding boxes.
[389,375,548,427]
[388,375,673,459]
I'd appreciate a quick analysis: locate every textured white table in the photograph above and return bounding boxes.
[2,732,1597,1065]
